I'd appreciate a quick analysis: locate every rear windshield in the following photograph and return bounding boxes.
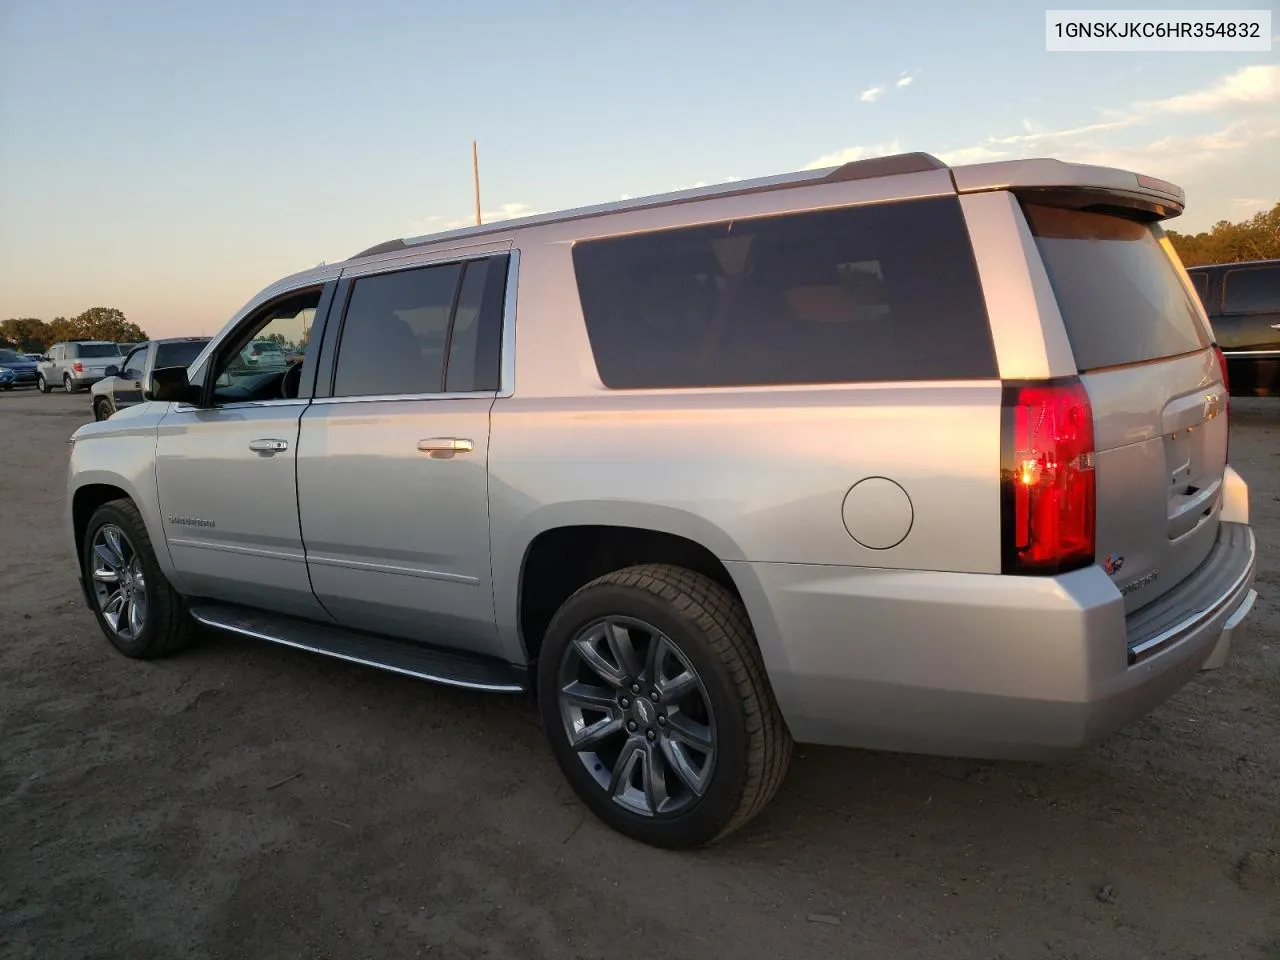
[572,196,997,389]
[1023,203,1208,371]
[79,343,121,358]
[0,349,23,363]
[155,341,207,368]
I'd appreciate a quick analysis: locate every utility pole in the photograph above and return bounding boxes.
[472,140,482,226]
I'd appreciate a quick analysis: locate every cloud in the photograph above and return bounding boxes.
[988,117,1138,146]
[859,85,884,102]
[408,202,541,235]
[1230,196,1269,207]
[934,146,1010,165]
[896,73,915,88]
[922,63,1279,172]
[1141,65,1278,114]
[802,140,904,170]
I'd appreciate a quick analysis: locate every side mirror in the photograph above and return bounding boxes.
[146,366,202,404]
[104,365,120,378]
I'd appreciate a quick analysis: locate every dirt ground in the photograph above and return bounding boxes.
[0,389,1277,960]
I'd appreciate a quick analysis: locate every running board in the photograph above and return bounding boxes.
[188,604,527,693]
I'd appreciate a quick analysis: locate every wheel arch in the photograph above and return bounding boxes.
[69,455,188,602]
[504,503,752,667]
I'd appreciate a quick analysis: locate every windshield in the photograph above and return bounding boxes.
[0,349,24,363]
[79,343,122,359]
[155,341,208,368]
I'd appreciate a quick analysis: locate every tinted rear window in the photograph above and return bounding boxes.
[79,343,121,358]
[155,341,207,368]
[1223,264,1280,314]
[1024,203,1208,371]
[572,196,996,389]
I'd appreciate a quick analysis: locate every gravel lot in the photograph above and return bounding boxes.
[1,389,1277,960]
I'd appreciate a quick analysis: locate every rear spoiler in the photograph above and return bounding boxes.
[951,158,1185,221]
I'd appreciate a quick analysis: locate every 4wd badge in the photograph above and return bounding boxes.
[1103,554,1125,576]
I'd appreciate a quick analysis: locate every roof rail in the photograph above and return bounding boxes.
[347,151,948,261]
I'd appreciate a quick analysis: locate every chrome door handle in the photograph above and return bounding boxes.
[417,438,473,456]
[1270,323,1280,330]
[248,438,289,453]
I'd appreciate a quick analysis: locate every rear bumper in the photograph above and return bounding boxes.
[728,521,1257,759]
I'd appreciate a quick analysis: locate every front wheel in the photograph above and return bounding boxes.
[93,397,114,421]
[538,564,792,849]
[83,499,197,659]
[37,375,50,394]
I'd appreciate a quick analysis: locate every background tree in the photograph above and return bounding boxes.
[1168,200,1280,266]
[0,318,52,352]
[70,307,148,343]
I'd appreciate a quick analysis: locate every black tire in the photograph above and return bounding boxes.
[537,564,792,848]
[82,499,197,659]
[37,374,50,394]
[93,397,114,421]
[63,374,75,394]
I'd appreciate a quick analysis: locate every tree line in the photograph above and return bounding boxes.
[1166,199,1279,267]
[0,308,148,353]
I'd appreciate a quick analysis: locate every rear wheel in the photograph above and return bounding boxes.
[37,374,50,393]
[83,499,196,659]
[63,374,75,394]
[93,397,114,421]
[537,564,791,848]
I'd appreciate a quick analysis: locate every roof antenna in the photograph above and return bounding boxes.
[472,140,482,226]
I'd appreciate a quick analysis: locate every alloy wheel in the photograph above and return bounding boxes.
[63,375,74,394]
[557,616,716,817]
[90,524,148,640]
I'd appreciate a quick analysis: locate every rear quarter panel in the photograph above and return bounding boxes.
[488,228,1004,661]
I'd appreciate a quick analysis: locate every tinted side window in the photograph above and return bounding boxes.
[122,349,146,380]
[331,256,507,398]
[445,257,508,392]
[1223,265,1280,314]
[572,196,996,388]
[333,263,461,397]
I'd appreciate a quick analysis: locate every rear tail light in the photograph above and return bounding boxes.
[73,361,84,373]
[1001,378,1096,575]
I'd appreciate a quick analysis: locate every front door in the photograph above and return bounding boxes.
[296,252,510,657]
[153,280,336,621]
[114,346,147,409]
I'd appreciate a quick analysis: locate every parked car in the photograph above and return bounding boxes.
[1184,258,1280,397]
[38,341,124,394]
[0,347,39,390]
[91,337,210,420]
[24,353,43,363]
[65,154,1256,849]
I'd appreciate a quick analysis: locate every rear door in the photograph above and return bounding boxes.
[115,346,147,408]
[296,250,510,657]
[1023,202,1226,613]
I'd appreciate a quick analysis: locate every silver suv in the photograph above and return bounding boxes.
[39,340,123,393]
[66,153,1258,848]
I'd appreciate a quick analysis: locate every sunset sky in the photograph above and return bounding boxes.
[1,0,1276,338]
